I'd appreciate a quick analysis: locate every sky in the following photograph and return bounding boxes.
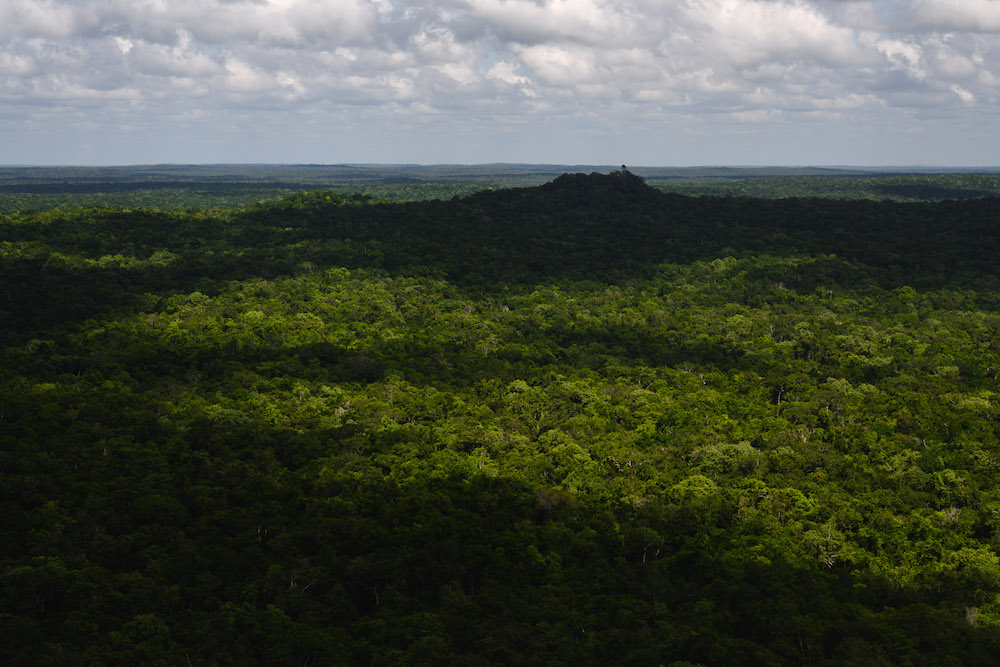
[2,0,1000,166]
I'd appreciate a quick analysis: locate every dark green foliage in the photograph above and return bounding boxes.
[3,164,999,212]
[653,171,1000,202]
[3,172,1000,664]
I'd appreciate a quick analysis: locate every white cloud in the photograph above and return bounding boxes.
[686,0,874,68]
[488,60,529,86]
[223,57,275,94]
[436,61,480,86]
[514,43,603,86]
[0,51,37,76]
[950,84,975,103]
[277,71,306,96]
[113,37,133,55]
[877,38,926,78]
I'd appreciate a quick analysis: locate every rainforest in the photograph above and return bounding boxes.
[3,167,1000,665]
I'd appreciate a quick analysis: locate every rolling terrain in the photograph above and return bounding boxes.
[3,170,1000,664]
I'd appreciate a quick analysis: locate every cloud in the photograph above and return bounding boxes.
[685,0,875,67]
[456,0,646,46]
[906,0,1000,33]
[3,1,1000,164]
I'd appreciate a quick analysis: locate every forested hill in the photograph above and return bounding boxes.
[4,174,1000,664]
[240,170,1000,290]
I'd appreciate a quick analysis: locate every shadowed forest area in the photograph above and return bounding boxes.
[3,170,1000,664]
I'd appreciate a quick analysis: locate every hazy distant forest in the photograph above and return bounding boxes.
[3,163,1000,211]
[4,165,1000,665]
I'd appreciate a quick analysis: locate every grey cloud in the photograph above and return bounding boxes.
[901,0,1000,34]
[3,0,1000,164]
